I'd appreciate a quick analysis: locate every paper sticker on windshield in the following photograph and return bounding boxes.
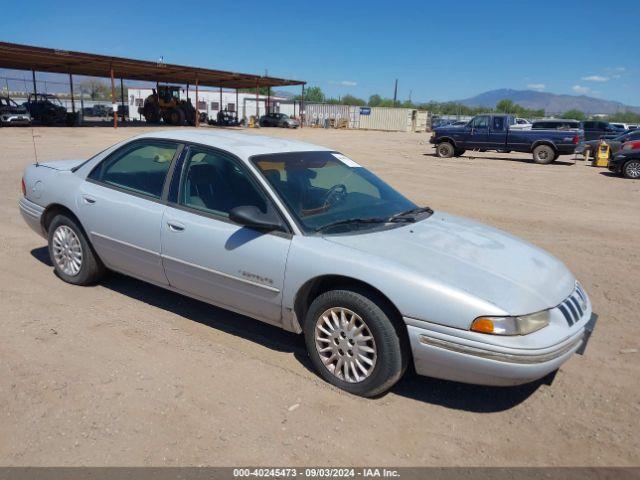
[332,153,362,168]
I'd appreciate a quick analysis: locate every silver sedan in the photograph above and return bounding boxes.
[19,130,597,396]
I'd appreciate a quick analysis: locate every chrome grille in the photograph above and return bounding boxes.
[557,283,588,326]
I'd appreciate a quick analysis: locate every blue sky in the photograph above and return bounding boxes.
[2,0,639,105]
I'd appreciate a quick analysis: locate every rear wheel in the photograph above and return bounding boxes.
[532,145,555,164]
[303,289,407,397]
[623,160,640,179]
[436,142,455,158]
[47,214,106,285]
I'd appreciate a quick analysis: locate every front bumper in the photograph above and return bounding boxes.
[405,313,597,386]
[1,115,31,126]
[18,197,46,237]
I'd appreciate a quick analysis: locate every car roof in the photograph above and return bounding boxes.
[133,129,331,159]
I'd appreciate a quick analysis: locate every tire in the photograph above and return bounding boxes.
[47,214,106,285]
[168,108,185,126]
[436,142,455,158]
[623,159,640,179]
[303,289,408,397]
[453,148,466,157]
[143,104,161,124]
[532,144,556,164]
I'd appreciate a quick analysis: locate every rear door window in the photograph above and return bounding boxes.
[89,140,179,199]
[492,116,505,131]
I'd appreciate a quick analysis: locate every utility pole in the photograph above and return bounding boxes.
[393,79,398,107]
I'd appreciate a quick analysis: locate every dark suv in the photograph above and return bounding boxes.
[582,121,625,141]
[23,93,68,125]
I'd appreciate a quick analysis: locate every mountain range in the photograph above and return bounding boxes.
[456,89,640,115]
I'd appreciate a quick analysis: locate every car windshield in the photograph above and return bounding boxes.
[252,151,419,234]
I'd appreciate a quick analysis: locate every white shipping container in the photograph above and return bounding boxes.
[302,103,428,132]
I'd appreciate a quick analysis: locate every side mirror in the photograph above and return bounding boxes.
[229,205,284,232]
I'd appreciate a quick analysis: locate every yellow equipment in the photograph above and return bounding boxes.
[139,85,196,126]
[594,140,610,167]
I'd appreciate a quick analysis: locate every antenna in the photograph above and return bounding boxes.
[30,122,39,167]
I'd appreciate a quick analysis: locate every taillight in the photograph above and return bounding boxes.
[21,178,26,196]
[572,135,579,144]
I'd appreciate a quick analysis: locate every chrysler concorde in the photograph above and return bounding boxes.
[19,130,597,396]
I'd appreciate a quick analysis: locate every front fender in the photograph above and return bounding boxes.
[282,236,506,333]
[436,136,457,147]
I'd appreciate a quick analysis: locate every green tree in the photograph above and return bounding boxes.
[496,99,516,113]
[607,111,640,123]
[368,94,382,107]
[341,94,366,106]
[80,79,110,100]
[561,109,586,121]
[295,86,325,103]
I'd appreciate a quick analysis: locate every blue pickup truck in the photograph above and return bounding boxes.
[429,114,583,164]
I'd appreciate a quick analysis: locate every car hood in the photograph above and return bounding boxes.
[324,211,575,315]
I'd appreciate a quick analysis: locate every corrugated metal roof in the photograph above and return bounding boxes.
[0,42,305,89]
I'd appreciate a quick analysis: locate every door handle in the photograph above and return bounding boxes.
[167,221,185,232]
[81,195,96,204]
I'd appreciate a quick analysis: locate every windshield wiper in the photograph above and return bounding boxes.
[315,217,388,232]
[388,206,434,222]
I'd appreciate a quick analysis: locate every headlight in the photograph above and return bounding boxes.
[471,310,550,335]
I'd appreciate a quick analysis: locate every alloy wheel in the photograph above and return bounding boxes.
[625,160,640,179]
[52,225,83,276]
[314,307,377,383]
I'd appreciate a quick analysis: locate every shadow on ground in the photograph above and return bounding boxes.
[31,245,541,412]
[422,152,577,166]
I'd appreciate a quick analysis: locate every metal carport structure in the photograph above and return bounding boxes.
[0,41,306,128]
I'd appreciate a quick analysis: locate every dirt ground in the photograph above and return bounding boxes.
[1,125,638,467]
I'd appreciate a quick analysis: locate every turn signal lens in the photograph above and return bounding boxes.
[471,317,494,334]
[471,311,551,336]
[21,177,26,196]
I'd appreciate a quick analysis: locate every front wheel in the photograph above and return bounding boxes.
[532,145,555,164]
[47,214,106,285]
[304,289,408,397]
[436,142,455,158]
[623,159,640,179]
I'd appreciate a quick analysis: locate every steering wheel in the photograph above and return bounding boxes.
[322,184,347,209]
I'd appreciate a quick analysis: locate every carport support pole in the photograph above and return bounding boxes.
[68,73,75,114]
[110,67,117,129]
[195,76,200,128]
[31,70,37,100]
[235,88,239,120]
[219,86,223,115]
[255,81,259,119]
[300,84,305,128]
[267,86,271,114]
[120,78,125,123]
